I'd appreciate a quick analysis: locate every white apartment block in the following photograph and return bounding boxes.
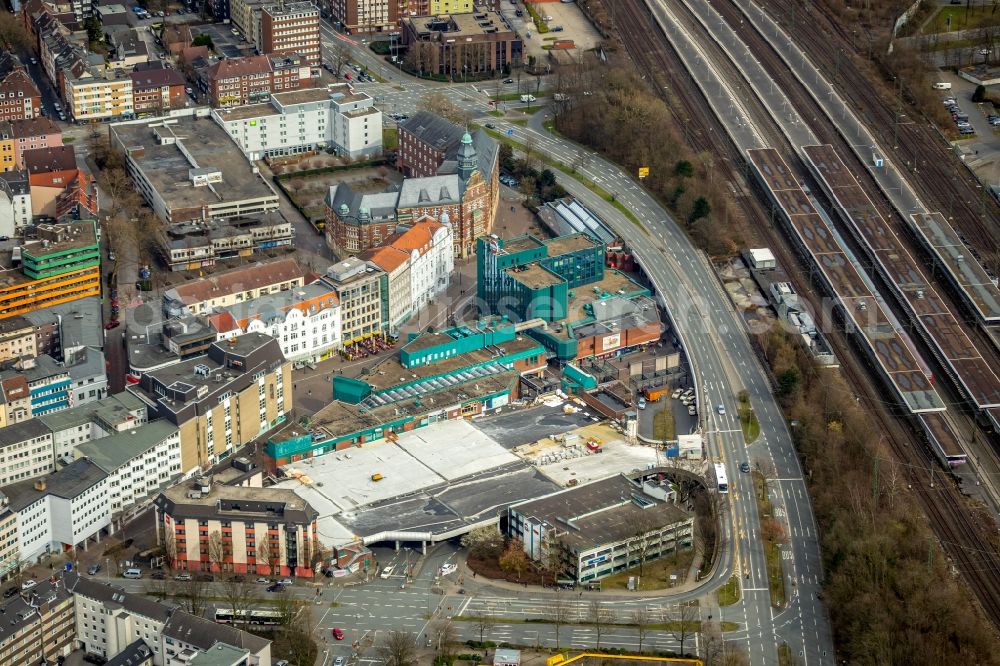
[74,420,183,518]
[225,282,343,363]
[12,459,111,564]
[213,84,382,161]
[39,393,149,467]
[0,172,30,237]
[403,219,453,311]
[72,577,171,663]
[0,420,54,488]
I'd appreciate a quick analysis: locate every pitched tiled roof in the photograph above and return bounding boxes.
[359,245,409,273]
[386,219,444,256]
[165,258,302,306]
[23,145,76,173]
[130,67,185,89]
[8,116,60,139]
[206,55,272,81]
[207,311,240,334]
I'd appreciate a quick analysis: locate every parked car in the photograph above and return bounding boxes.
[83,655,107,665]
[21,579,36,590]
[3,587,17,598]
[104,321,120,330]
[503,78,514,84]
[277,578,293,586]
[150,571,166,580]
[0,235,9,241]
[255,577,270,584]
[174,573,192,581]
[87,564,101,575]
[194,573,214,582]
[266,583,284,592]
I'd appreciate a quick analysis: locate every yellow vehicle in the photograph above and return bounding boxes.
[371,473,384,482]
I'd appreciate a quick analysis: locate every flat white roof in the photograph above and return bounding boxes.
[748,247,776,263]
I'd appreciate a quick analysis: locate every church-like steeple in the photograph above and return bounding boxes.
[456,131,478,182]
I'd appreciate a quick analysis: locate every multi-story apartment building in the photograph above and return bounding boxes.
[329,0,397,34]
[18,354,73,417]
[0,117,62,172]
[154,478,319,577]
[0,53,42,122]
[317,258,387,345]
[0,419,54,487]
[24,147,98,220]
[0,575,75,665]
[75,420,182,519]
[7,458,112,564]
[71,576,174,663]
[0,505,17,580]
[39,392,148,464]
[212,85,382,160]
[218,282,342,363]
[0,221,101,322]
[0,375,31,426]
[64,73,134,124]
[0,315,37,362]
[0,171,31,238]
[162,258,305,318]
[359,245,411,334]
[203,54,313,108]
[110,117,280,226]
[389,218,453,312]
[261,2,321,66]
[229,0,268,45]
[130,67,187,117]
[129,334,292,472]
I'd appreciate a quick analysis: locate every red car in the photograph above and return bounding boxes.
[104,320,120,330]
[332,628,344,640]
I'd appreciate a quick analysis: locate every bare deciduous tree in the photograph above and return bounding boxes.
[221,575,260,630]
[588,599,615,649]
[472,610,496,644]
[379,630,418,666]
[208,530,225,573]
[671,602,699,658]
[630,606,651,651]
[551,591,572,650]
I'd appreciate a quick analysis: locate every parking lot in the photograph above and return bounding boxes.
[498,0,603,60]
[193,22,255,59]
[934,71,1000,197]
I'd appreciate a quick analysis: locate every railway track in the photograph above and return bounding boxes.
[705,0,1000,428]
[610,0,1000,629]
[764,0,1000,268]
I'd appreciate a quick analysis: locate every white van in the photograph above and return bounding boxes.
[520,94,536,103]
[932,82,952,90]
[123,568,142,579]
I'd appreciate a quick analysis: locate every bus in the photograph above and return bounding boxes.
[714,463,729,494]
[214,608,283,626]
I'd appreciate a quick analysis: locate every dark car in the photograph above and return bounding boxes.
[0,236,9,241]
[150,571,166,580]
[229,574,246,583]
[740,462,751,473]
[2,587,16,599]
[267,583,284,592]
[503,78,513,84]
[194,573,214,582]
[83,655,107,665]
[485,123,496,129]
[87,563,101,575]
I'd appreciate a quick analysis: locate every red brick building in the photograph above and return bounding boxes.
[328,0,401,34]
[203,54,313,108]
[131,67,188,116]
[0,54,42,122]
[261,2,321,67]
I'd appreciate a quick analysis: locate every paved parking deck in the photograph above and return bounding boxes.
[275,416,563,545]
